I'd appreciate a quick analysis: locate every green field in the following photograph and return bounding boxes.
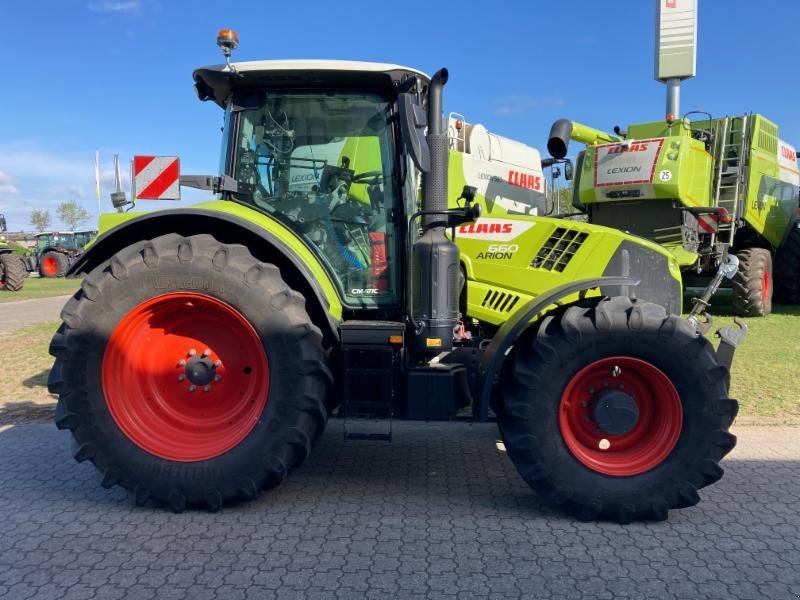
[0,277,81,303]
[686,290,800,422]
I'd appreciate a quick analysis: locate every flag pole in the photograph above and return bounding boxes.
[94,149,101,214]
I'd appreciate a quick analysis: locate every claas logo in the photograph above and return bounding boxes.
[508,170,542,191]
[459,222,514,235]
[608,142,650,154]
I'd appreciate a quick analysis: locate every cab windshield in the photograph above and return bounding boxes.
[230,91,399,307]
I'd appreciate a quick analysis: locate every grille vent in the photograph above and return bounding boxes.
[757,119,778,154]
[531,228,588,272]
[481,289,521,313]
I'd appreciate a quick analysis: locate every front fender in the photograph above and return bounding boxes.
[473,276,639,421]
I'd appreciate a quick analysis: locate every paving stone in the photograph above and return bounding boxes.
[0,423,797,599]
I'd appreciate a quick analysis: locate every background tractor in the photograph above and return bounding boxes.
[547,0,800,317]
[24,230,97,278]
[0,214,25,292]
[48,31,742,523]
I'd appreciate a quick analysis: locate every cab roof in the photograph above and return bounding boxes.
[193,60,430,108]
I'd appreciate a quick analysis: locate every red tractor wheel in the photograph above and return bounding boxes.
[496,297,738,523]
[49,234,332,512]
[39,251,68,277]
[102,292,270,462]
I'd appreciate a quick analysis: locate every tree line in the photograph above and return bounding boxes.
[29,201,92,233]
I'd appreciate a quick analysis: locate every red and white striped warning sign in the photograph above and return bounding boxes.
[697,213,719,234]
[133,156,180,200]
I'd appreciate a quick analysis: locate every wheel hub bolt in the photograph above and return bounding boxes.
[611,365,622,377]
[214,375,222,383]
[178,359,186,367]
[202,349,211,357]
[178,374,186,382]
[203,385,211,392]
[214,360,222,367]
[188,384,197,392]
[188,349,197,357]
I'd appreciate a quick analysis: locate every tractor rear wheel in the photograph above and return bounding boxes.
[48,233,332,511]
[731,247,773,317]
[774,225,800,304]
[39,251,69,278]
[495,297,738,523]
[0,252,25,291]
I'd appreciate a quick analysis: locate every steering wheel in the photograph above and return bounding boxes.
[351,171,383,185]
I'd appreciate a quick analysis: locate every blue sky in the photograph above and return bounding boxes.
[2,0,799,230]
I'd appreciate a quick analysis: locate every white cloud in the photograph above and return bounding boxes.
[493,94,564,117]
[0,170,18,195]
[87,1,142,14]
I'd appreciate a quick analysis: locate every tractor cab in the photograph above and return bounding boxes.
[194,60,425,309]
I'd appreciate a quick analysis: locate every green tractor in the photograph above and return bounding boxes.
[0,213,25,292]
[546,0,800,317]
[48,30,743,523]
[26,230,97,278]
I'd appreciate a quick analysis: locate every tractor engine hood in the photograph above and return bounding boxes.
[193,60,430,108]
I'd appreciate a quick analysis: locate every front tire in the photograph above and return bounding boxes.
[731,247,773,317]
[774,225,800,304]
[495,297,738,523]
[0,252,25,291]
[48,233,332,511]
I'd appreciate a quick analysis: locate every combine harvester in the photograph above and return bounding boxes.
[547,0,800,317]
[49,29,744,523]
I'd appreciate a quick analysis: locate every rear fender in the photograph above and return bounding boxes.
[68,208,342,343]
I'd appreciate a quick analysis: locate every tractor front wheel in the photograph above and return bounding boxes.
[731,247,773,317]
[39,251,69,278]
[0,252,25,291]
[48,233,332,511]
[495,297,738,523]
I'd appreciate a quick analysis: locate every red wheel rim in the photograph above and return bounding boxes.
[102,292,269,462]
[559,356,682,476]
[762,269,771,305]
[42,255,58,276]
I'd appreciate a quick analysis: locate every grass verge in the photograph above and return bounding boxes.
[0,277,81,303]
[0,321,60,425]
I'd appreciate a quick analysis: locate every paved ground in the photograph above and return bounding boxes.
[0,296,69,334]
[0,422,798,600]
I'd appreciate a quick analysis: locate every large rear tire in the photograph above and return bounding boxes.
[774,225,800,304]
[48,233,332,511]
[731,247,773,317]
[39,251,69,278]
[495,297,738,523]
[0,252,25,291]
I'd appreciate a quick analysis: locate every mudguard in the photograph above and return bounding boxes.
[68,207,343,340]
[474,276,639,421]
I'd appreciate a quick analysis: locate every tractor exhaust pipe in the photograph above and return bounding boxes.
[411,67,460,357]
[424,68,449,218]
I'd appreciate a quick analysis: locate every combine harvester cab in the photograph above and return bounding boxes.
[48,28,743,523]
[547,0,800,317]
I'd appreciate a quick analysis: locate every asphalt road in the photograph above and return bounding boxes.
[0,296,70,334]
[0,421,798,600]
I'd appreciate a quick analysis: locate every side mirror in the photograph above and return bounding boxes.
[564,159,574,181]
[398,93,430,173]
